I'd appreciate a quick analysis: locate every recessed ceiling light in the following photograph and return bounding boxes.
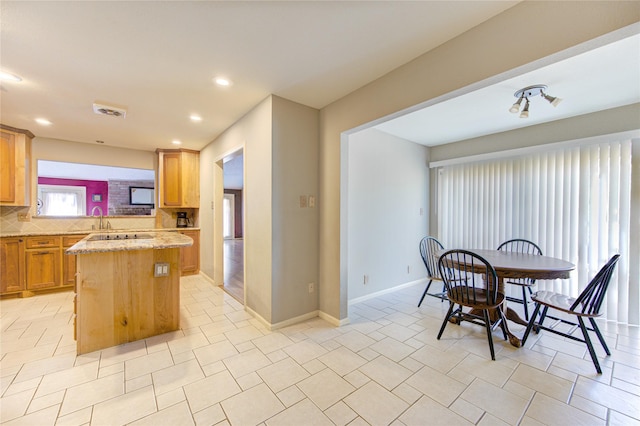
[0,71,22,82]
[172,140,182,145]
[35,118,52,126]
[190,115,202,122]
[214,77,232,87]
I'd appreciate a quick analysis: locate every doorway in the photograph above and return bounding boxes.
[222,150,244,302]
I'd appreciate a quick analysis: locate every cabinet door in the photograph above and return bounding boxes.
[0,238,25,293]
[63,235,86,286]
[179,230,199,275]
[0,130,16,203]
[181,151,200,208]
[161,152,182,207]
[26,250,61,290]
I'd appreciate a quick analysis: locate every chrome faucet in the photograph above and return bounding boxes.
[91,206,104,229]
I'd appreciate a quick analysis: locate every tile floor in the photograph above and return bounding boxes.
[1,275,639,425]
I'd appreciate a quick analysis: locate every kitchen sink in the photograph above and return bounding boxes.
[87,233,153,241]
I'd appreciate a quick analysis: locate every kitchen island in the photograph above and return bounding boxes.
[67,231,192,354]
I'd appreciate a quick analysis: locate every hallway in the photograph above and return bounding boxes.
[223,239,244,302]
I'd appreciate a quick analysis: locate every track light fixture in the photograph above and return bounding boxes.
[509,84,561,118]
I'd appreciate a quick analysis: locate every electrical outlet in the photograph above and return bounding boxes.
[17,213,30,222]
[309,195,316,208]
[407,265,410,274]
[363,275,369,285]
[299,195,308,208]
[308,282,315,293]
[154,262,169,277]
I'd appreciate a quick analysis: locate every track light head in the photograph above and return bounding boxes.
[519,98,530,118]
[541,91,562,107]
[510,84,561,118]
[509,95,524,113]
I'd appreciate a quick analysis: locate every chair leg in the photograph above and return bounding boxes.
[521,287,529,321]
[522,303,543,345]
[483,309,496,361]
[497,309,508,341]
[589,317,611,356]
[578,316,603,374]
[418,279,433,307]
[437,302,455,340]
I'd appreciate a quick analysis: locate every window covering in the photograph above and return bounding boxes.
[436,139,637,324]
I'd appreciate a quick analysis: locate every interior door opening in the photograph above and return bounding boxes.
[221,150,244,303]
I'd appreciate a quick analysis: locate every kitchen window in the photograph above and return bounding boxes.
[37,184,86,216]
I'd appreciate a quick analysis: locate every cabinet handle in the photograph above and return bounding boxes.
[37,241,50,245]
[34,251,51,255]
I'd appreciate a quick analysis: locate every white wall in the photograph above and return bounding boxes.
[347,129,429,300]
[319,1,640,321]
[271,96,320,323]
[199,95,320,326]
[0,137,158,234]
[199,97,273,322]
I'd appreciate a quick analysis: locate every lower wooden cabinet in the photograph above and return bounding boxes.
[1,230,197,296]
[1,237,25,293]
[25,236,61,290]
[63,235,86,286]
[1,234,87,296]
[179,229,199,275]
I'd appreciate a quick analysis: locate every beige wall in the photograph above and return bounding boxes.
[319,2,640,320]
[0,137,157,234]
[200,97,273,321]
[200,95,320,325]
[271,96,320,323]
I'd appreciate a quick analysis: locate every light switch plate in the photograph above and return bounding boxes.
[154,262,169,277]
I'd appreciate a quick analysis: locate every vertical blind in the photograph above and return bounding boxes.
[436,139,636,324]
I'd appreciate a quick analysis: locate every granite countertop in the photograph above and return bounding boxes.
[66,231,193,254]
[1,227,199,238]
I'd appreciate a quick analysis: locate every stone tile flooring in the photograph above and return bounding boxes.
[1,275,639,425]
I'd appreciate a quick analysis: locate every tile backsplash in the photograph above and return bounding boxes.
[0,206,156,235]
[0,206,198,235]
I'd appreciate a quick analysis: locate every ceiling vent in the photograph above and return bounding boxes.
[93,102,127,118]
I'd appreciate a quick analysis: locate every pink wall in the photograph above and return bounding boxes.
[38,177,108,215]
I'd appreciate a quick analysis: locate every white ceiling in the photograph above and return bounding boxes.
[1,2,638,155]
[375,31,640,146]
[0,1,521,152]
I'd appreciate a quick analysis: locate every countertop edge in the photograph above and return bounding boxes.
[1,228,200,238]
[66,231,194,255]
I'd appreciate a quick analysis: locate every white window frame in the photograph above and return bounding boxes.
[37,184,87,216]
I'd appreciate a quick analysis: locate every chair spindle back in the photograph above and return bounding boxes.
[438,250,500,307]
[571,254,620,316]
[420,237,444,280]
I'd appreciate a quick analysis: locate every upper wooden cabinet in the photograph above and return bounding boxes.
[157,149,200,208]
[0,124,33,206]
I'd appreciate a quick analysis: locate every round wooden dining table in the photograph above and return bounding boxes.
[435,249,575,347]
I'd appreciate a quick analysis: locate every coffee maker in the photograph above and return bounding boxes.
[176,212,189,228]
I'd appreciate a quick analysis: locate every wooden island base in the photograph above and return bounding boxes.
[75,248,180,355]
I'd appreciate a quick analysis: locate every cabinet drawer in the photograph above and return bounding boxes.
[26,236,61,249]
[63,235,86,247]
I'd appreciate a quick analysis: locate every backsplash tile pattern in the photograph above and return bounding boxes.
[0,206,156,235]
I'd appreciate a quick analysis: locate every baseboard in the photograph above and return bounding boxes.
[348,278,427,306]
[197,272,215,285]
[245,306,272,329]
[318,311,350,327]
